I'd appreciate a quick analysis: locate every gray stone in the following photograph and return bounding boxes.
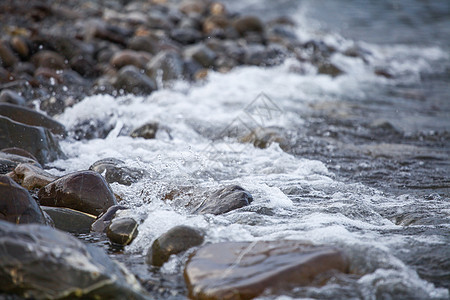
[193,185,253,215]
[90,158,143,186]
[114,65,157,95]
[146,50,184,82]
[91,205,127,233]
[0,90,26,106]
[107,217,139,246]
[41,206,96,234]
[0,220,150,299]
[184,44,217,68]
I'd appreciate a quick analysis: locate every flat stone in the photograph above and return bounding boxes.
[38,170,118,216]
[0,220,150,299]
[184,241,349,299]
[0,175,47,225]
[41,206,96,233]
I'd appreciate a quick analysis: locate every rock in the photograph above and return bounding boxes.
[114,65,157,95]
[0,102,66,137]
[240,127,288,150]
[170,28,203,45]
[38,170,118,216]
[232,16,265,36]
[91,205,127,233]
[110,50,151,69]
[1,147,39,162]
[0,175,47,224]
[184,44,217,68]
[70,118,115,140]
[0,89,26,106]
[203,15,229,35]
[8,163,57,190]
[146,225,204,267]
[317,62,343,77]
[10,36,30,59]
[0,151,40,174]
[31,50,67,70]
[0,220,150,299]
[130,122,159,139]
[89,158,142,186]
[179,0,207,15]
[0,116,65,164]
[184,241,349,299]
[41,206,96,234]
[193,185,253,215]
[127,36,159,55]
[107,217,139,246]
[146,50,184,82]
[0,40,19,68]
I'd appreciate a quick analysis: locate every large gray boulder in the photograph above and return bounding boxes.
[0,220,150,299]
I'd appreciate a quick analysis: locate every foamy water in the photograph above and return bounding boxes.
[48,4,449,298]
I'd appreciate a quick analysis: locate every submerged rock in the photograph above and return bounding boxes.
[107,217,139,246]
[0,220,150,299]
[184,241,349,299]
[41,206,96,234]
[193,185,253,215]
[130,122,159,140]
[0,175,47,225]
[8,163,57,190]
[146,225,204,267]
[89,158,142,186]
[0,116,65,165]
[38,170,117,216]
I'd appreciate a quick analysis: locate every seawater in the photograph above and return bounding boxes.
[50,1,449,299]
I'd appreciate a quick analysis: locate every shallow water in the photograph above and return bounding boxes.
[50,1,449,299]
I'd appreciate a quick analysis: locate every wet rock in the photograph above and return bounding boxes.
[130,122,159,139]
[89,157,142,186]
[0,175,47,224]
[179,0,207,15]
[91,205,127,233]
[146,50,184,82]
[193,185,253,215]
[232,15,265,36]
[184,44,217,68]
[0,151,40,174]
[127,36,159,55]
[114,65,157,95]
[146,225,204,267]
[107,217,139,246]
[1,147,39,162]
[8,163,57,190]
[31,50,67,70]
[0,103,66,137]
[10,36,30,59]
[203,15,230,35]
[0,41,19,68]
[70,118,115,140]
[110,50,151,69]
[0,89,26,106]
[0,220,150,299]
[317,62,343,77]
[38,170,118,216]
[240,127,289,150]
[170,28,203,45]
[41,206,96,233]
[184,241,349,299]
[0,116,65,164]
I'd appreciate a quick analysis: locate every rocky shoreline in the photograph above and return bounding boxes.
[1,0,400,299]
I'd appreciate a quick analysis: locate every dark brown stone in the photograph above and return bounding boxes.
[38,170,118,216]
[185,241,349,300]
[31,50,67,70]
[0,103,66,137]
[146,225,204,267]
[0,175,47,224]
[41,206,96,234]
[0,41,19,68]
[106,217,139,246]
[232,16,265,36]
[130,122,159,139]
[8,163,57,190]
[110,50,151,69]
[193,185,253,215]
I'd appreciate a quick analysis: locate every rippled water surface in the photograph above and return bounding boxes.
[51,1,449,299]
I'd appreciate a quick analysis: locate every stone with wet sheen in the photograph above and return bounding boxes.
[146,225,204,267]
[8,163,57,190]
[0,175,47,224]
[107,217,139,246]
[193,185,253,215]
[41,206,96,233]
[38,170,118,216]
[89,158,142,186]
[0,220,150,299]
[184,241,349,300]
